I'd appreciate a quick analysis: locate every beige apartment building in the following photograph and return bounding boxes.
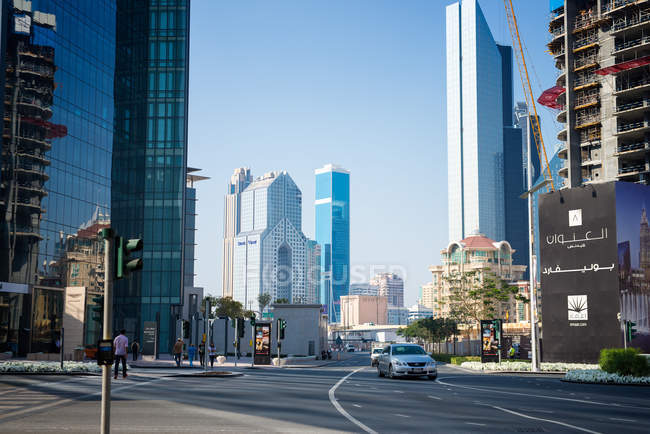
[426,232,527,321]
[340,295,388,327]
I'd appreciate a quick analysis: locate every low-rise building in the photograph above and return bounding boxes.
[427,232,527,321]
[340,295,388,327]
[408,304,433,324]
[387,306,409,325]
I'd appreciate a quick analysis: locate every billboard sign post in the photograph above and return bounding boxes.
[254,322,271,365]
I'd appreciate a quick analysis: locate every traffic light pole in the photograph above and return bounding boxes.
[100,229,114,434]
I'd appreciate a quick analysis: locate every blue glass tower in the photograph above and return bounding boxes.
[315,164,350,323]
[112,0,191,353]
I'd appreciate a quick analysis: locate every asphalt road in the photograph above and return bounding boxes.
[0,352,648,433]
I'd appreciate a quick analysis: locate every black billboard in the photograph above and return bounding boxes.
[480,320,501,363]
[254,323,271,365]
[539,183,620,362]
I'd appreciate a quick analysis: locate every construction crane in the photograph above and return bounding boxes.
[503,0,555,191]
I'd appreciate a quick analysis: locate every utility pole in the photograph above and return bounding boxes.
[100,228,114,434]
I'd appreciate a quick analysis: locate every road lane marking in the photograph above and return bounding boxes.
[465,422,486,426]
[393,390,404,394]
[353,404,362,408]
[394,414,410,418]
[519,408,555,414]
[428,395,442,400]
[435,379,629,408]
[609,418,636,422]
[328,367,377,434]
[0,376,168,422]
[487,405,601,434]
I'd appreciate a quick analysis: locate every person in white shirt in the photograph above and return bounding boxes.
[113,329,129,379]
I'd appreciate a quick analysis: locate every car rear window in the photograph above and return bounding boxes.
[391,345,426,355]
[373,349,383,354]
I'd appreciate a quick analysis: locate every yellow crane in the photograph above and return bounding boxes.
[503,0,555,191]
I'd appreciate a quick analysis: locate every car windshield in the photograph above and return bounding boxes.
[392,345,426,355]
[372,349,383,354]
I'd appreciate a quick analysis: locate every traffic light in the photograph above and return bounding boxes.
[278,318,287,340]
[91,295,104,323]
[115,236,143,279]
[183,320,190,339]
[237,318,245,338]
[626,321,638,342]
[250,315,256,327]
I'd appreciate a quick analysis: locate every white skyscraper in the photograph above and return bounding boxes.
[232,171,315,311]
[446,0,509,243]
[222,167,252,297]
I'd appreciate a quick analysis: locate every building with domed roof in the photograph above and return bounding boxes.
[424,232,528,320]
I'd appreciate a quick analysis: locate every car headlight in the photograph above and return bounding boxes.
[394,360,406,366]
[427,361,436,367]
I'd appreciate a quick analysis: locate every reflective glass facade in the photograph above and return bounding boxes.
[446,0,506,242]
[315,165,350,323]
[112,0,190,353]
[0,1,115,355]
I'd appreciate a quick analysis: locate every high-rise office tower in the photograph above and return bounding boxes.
[0,1,115,356]
[222,167,252,297]
[546,1,650,187]
[184,168,208,290]
[370,273,404,308]
[446,0,513,243]
[232,171,312,310]
[305,240,321,305]
[315,164,350,323]
[112,0,191,353]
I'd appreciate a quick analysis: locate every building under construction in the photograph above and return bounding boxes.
[545,0,650,187]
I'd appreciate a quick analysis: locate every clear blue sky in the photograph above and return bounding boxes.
[187,0,560,306]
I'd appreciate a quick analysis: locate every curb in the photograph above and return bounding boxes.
[561,379,650,387]
[0,371,101,376]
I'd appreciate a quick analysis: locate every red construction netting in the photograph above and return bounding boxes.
[595,55,650,76]
[21,117,68,139]
[538,86,566,109]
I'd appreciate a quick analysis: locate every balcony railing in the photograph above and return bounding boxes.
[574,54,598,69]
[618,141,648,152]
[616,75,650,92]
[574,73,598,87]
[618,120,647,132]
[603,0,642,13]
[615,98,650,112]
[619,163,647,174]
[580,126,602,142]
[574,33,599,50]
[574,9,598,31]
[612,9,650,31]
[614,35,650,53]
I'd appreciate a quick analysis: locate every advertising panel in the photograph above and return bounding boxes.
[480,320,500,363]
[539,183,621,362]
[254,322,271,365]
[615,183,650,352]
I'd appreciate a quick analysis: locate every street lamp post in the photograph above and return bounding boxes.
[519,131,549,373]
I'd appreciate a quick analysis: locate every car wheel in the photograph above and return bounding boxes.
[428,375,437,381]
[377,366,384,377]
[388,364,394,379]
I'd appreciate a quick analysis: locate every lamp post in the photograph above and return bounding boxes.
[519,146,550,373]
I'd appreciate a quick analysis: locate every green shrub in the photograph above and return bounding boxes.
[451,356,480,365]
[430,353,453,363]
[599,348,650,377]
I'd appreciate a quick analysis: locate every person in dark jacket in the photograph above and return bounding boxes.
[131,340,140,361]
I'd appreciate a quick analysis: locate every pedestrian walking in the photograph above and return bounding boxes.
[208,343,216,368]
[199,343,205,367]
[173,338,184,367]
[131,340,140,361]
[188,343,196,367]
[508,346,516,359]
[113,329,128,379]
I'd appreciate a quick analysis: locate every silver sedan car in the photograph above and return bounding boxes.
[377,343,437,380]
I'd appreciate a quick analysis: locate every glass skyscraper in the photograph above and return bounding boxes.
[0,1,115,355]
[232,171,314,310]
[315,164,350,323]
[112,0,190,353]
[446,0,506,242]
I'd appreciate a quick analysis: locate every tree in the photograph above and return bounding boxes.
[444,268,527,340]
[201,295,219,319]
[206,296,248,319]
[275,298,290,304]
[257,293,272,314]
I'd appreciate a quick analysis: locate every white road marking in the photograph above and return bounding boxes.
[328,367,377,434]
[436,379,622,408]
[393,390,404,394]
[352,404,362,408]
[465,422,486,426]
[520,408,555,414]
[394,413,410,418]
[428,395,442,400]
[487,405,601,434]
[0,376,168,421]
[609,418,636,422]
